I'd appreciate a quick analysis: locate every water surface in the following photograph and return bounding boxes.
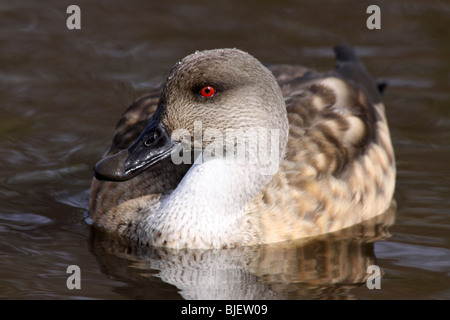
[1,0,449,299]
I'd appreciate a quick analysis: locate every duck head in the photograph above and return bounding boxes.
[94,48,288,182]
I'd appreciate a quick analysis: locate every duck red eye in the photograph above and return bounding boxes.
[200,86,216,98]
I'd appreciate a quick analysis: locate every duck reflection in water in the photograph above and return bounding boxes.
[89,203,395,299]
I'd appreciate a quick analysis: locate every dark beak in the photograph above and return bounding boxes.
[94,120,175,181]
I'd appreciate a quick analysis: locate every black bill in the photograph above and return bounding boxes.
[94,120,175,181]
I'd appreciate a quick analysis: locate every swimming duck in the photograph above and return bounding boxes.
[90,45,396,249]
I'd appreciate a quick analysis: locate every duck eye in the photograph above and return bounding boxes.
[199,86,216,98]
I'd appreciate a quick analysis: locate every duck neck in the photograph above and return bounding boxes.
[139,155,274,249]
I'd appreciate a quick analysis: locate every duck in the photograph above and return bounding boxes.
[89,45,396,249]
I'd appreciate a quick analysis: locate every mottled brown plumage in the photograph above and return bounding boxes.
[90,46,395,249]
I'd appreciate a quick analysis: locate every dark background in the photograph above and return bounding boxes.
[1,0,449,299]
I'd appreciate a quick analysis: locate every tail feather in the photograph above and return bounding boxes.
[377,80,388,95]
[334,44,360,62]
[333,44,382,103]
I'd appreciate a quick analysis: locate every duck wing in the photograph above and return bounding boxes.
[270,44,393,177]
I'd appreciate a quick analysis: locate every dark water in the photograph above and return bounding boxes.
[1,0,449,299]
